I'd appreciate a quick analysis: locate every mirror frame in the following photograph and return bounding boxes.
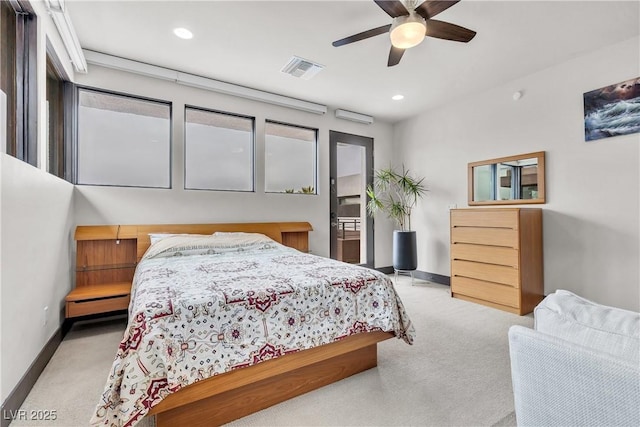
[468,151,546,206]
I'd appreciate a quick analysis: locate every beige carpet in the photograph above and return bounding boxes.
[14,277,532,426]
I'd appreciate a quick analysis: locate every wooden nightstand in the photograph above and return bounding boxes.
[66,225,138,319]
[65,282,131,318]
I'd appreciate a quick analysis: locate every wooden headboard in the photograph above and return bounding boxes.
[74,222,313,286]
[131,222,312,261]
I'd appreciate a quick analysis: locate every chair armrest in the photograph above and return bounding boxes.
[508,325,640,427]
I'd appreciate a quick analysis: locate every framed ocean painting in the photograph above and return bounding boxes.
[583,77,640,141]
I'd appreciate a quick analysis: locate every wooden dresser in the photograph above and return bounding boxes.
[450,208,543,315]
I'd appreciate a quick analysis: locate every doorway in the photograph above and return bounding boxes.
[329,131,374,268]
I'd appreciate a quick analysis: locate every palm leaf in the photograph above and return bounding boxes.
[366,165,427,231]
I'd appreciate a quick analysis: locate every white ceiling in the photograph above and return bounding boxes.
[66,1,640,123]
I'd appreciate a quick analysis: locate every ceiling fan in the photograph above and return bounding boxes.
[332,0,476,67]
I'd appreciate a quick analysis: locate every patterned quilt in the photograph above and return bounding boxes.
[91,233,414,426]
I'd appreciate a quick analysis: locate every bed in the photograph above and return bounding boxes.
[88,222,414,427]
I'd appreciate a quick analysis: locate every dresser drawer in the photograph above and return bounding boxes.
[66,295,130,318]
[451,227,519,248]
[451,209,519,229]
[452,260,520,287]
[451,243,519,267]
[451,276,520,308]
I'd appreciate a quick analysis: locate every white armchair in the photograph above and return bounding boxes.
[508,290,640,427]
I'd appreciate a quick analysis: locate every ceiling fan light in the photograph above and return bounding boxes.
[390,13,426,49]
[173,27,193,40]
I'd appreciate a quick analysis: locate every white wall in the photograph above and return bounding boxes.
[394,36,640,311]
[73,65,396,266]
[0,0,76,403]
[0,154,75,402]
[0,98,4,403]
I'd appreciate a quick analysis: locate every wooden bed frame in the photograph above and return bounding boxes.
[149,330,393,426]
[76,222,393,426]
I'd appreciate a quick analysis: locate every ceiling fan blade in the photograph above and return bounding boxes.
[332,24,392,47]
[425,19,476,42]
[388,46,405,66]
[374,0,409,18]
[415,0,460,20]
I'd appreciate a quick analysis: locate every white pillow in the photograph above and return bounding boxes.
[214,231,265,237]
[535,290,640,362]
[143,233,277,260]
[149,233,179,245]
[149,233,214,245]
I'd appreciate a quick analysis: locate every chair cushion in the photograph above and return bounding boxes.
[534,290,640,362]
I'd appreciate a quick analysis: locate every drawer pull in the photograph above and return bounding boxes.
[73,294,129,303]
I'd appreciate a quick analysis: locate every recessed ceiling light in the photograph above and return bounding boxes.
[392,94,404,101]
[173,28,193,40]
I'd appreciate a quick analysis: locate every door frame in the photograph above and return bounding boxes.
[329,130,374,268]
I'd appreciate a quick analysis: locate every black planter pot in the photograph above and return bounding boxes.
[393,230,417,271]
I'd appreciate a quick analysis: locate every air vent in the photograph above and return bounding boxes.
[281,56,324,80]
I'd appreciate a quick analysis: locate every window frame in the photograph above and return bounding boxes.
[0,0,18,156]
[74,85,173,189]
[46,51,67,179]
[183,105,256,193]
[264,119,318,195]
[1,0,37,166]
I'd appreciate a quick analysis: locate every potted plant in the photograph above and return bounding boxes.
[366,166,427,272]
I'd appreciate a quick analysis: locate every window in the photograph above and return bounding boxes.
[46,56,65,178]
[265,121,317,194]
[0,1,37,165]
[77,88,171,188]
[184,107,254,192]
[0,0,17,156]
[473,161,539,201]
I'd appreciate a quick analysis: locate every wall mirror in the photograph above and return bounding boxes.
[468,151,545,205]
